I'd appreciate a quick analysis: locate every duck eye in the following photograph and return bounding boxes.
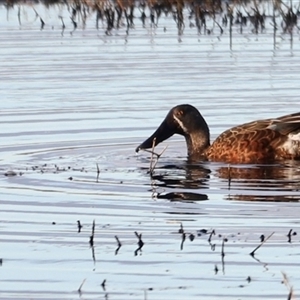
[177,110,184,117]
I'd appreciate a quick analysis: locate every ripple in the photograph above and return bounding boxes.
[1,7,300,299]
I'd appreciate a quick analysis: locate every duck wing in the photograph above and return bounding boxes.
[207,112,300,163]
[267,112,300,135]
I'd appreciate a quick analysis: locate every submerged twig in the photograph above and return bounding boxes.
[149,137,156,173]
[221,237,227,258]
[151,145,168,174]
[17,5,21,26]
[179,223,184,234]
[208,229,216,251]
[70,16,77,34]
[142,138,168,176]
[101,279,106,291]
[178,223,195,249]
[59,16,65,36]
[250,232,274,256]
[178,223,186,250]
[221,237,227,274]
[89,220,95,247]
[89,220,96,263]
[77,220,83,233]
[115,235,122,255]
[250,254,269,271]
[189,233,195,241]
[59,16,65,29]
[214,264,218,274]
[282,272,293,300]
[287,229,296,243]
[78,278,86,296]
[179,223,185,250]
[181,232,186,250]
[134,231,144,256]
[208,229,215,243]
[32,8,45,30]
[96,163,100,182]
[287,229,292,243]
[144,138,168,175]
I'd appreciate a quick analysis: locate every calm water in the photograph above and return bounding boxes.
[1,4,300,300]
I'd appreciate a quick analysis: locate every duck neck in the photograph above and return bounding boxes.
[185,131,210,159]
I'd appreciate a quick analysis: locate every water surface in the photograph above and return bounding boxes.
[1,5,300,299]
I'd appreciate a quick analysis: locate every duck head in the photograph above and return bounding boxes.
[136,104,211,159]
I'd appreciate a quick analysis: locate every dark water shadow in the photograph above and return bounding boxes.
[144,159,300,202]
[157,191,208,202]
[145,162,210,202]
[151,163,211,189]
[219,161,300,202]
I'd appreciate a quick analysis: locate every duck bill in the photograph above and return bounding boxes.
[136,117,176,152]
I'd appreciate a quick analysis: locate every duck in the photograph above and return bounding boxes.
[135,104,300,164]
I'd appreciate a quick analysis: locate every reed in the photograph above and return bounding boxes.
[5,0,300,40]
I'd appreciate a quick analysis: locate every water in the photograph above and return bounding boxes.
[1,4,300,299]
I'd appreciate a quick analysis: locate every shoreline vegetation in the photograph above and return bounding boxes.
[1,0,299,39]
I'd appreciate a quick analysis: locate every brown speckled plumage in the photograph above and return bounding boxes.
[136,104,300,164]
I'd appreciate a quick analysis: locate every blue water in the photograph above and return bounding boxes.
[1,4,300,299]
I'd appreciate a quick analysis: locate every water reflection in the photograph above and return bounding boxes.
[217,162,300,192]
[217,162,300,183]
[151,163,211,189]
[156,191,208,202]
[148,160,300,202]
[226,194,300,202]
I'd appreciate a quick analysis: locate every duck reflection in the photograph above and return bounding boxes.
[148,160,300,202]
[217,163,300,182]
[226,194,300,202]
[217,162,300,189]
[148,162,210,202]
[156,191,208,202]
[151,163,211,189]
